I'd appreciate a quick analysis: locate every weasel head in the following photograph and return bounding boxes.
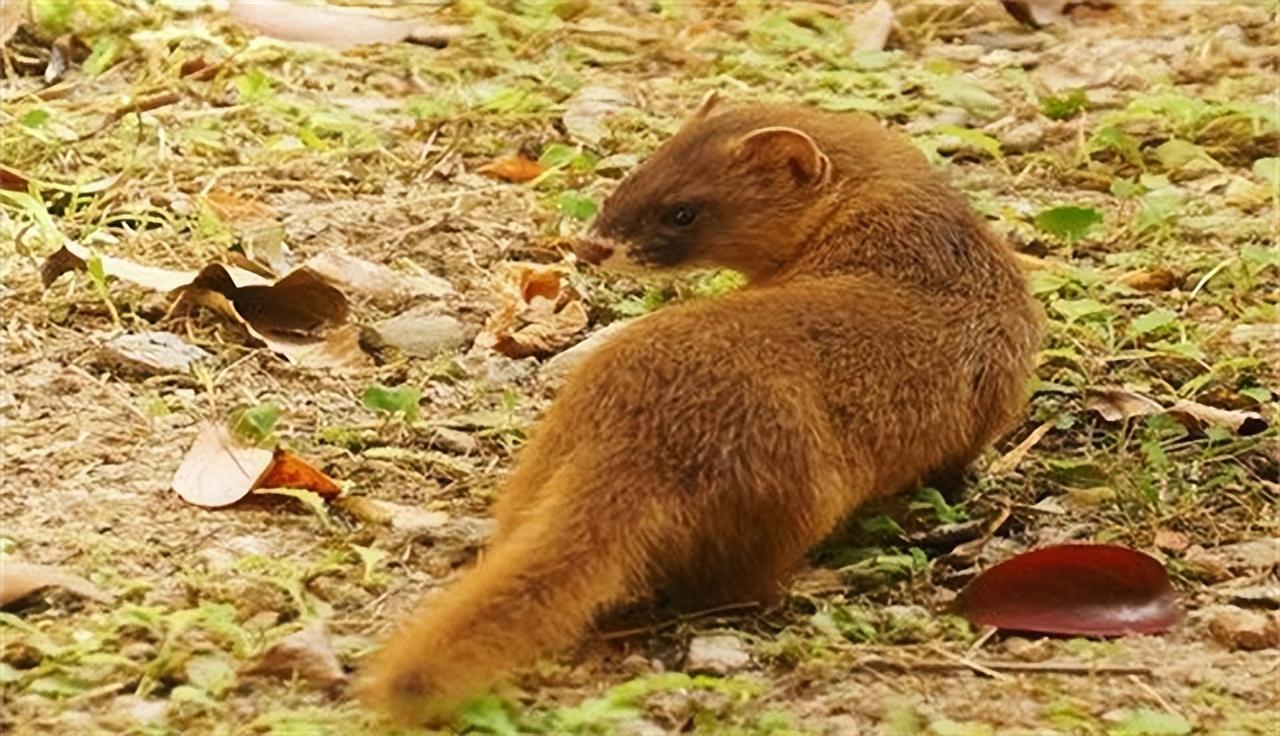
[578,94,842,282]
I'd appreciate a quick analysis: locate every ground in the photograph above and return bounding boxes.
[1,1,1277,734]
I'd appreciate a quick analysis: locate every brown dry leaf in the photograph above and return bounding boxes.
[851,0,895,52]
[988,420,1053,475]
[1167,400,1268,436]
[1084,387,1163,422]
[172,422,275,508]
[1,0,28,46]
[229,0,422,47]
[243,621,347,688]
[478,154,546,183]
[1120,267,1180,292]
[257,449,342,499]
[40,240,219,292]
[302,252,454,306]
[179,264,348,336]
[476,265,589,359]
[1,561,114,608]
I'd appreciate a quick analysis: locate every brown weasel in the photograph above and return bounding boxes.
[361,95,1043,721]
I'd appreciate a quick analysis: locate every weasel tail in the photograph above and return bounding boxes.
[359,458,653,722]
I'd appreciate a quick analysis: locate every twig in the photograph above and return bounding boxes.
[929,644,1012,680]
[76,91,184,142]
[598,601,762,641]
[858,656,1153,677]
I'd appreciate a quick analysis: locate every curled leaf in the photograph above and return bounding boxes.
[1085,387,1162,422]
[1,561,114,608]
[954,544,1183,636]
[476,264,589,359]
[173,423,341,508]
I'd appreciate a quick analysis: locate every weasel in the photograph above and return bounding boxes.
[361,94,1043,722]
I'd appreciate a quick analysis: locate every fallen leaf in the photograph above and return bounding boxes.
[334,496,449,533]
[1119,267,1180,292]
[562,85,632,147]
[476,264,589,359]
[1166,399,1267,436]
[41,240,221,292]
[97,331,211,375]
[1153,529,1190,554]
[954,544,1184,636]
[229,0,420,48]
[1,561,114,608]
[851,0,895,52]
[302,252,454,306]
[178,264,347,336]
[1085,387,1164,422]
[987,420,1053,475]
[243,621,346,688]
[1,0,27,46]
[478,154,546,183]
[257,449,341,500]
[172,423,275,508]
[173,423,344,508]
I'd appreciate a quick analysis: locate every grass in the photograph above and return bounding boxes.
[1,0,1277,734]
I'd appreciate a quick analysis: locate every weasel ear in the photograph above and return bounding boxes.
[734,126,831,187]
[692,90,723,119]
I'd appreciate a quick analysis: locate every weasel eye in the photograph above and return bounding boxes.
[664,204,698,228]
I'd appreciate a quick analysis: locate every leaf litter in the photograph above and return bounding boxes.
[2,0,1277,733]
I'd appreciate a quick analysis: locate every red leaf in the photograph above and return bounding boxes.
[954,544,1183,636]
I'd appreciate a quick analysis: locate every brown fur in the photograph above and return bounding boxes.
[360,99,1044,722]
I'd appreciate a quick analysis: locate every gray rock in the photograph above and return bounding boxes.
[430,426,478,454]
[99,331,210,374]
[684,634,751,676]
[371,313,465,358]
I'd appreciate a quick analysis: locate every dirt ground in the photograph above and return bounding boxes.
[1,1,1277,734]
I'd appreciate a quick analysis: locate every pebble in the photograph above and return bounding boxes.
[370,313,466,358]
[684,634,751,676]
[1204,605,1280,651]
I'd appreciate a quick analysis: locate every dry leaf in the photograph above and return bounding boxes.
[257,449,342,499]
[204,188,278,224]
[1084,387,1163,422]
[851,0,895,52]
[179,264,348,336]
[1,0,28,46]
[172,423,275,508]
[477,265,589,359]
[1167,400,1268,436]
[1,561,114,608]
[302,252,454,306]
[478,154,546,183]
[987,420,1053,475]
[1120,267,1180,292]
[229,0,421,48]
[173,424,344,507]
[243,621,347,688]
[334,496,449,533]
[562,85,632,147]
[98,331,211,375]
[41,240,224,292]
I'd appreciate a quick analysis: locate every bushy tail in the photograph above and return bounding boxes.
[359,468,648,723]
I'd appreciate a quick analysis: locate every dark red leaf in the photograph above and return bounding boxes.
[954,544,1183,636]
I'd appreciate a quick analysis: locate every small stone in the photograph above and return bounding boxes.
[1003,636,1054,662]
[430,426,478,455]
[370,313,465,358]
[1205,605,1280,651]
[1189,539,1279,574]
[541,319,634,383]
[684,634,751,676]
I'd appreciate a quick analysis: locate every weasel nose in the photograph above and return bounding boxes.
[574,236,615,266]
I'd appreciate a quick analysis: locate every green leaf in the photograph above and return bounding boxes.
[1133,189,1184,232]
[538,142,578,168]
[186,655,236,698]
[361,384,422,422]
[457,694,521,736]
[1035,206,1104,243]
[32,0,74,33]
[1107,708,1192,736]
[230,402,281,445]
[935,125,1004,162]
[1154,139,1209,170]
[20,108,52,128]
[27,672,93,698]
[83,35,124,76]
[1128,308,1178,337]
[351,544,388,583]
[931,77,1002,117]
[1253,157,1279,190]
[557,190,599,221]
[1052,298,1111,322]
[1110,177,1144,198]
[235,68,274,103]
[912,487,965,524]
[1041,88,1088,120]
